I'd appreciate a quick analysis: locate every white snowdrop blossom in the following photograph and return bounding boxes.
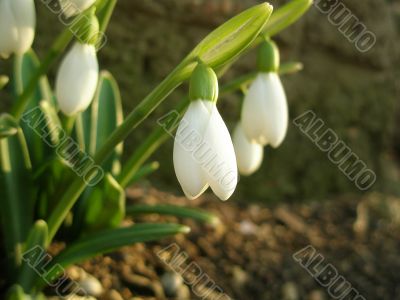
[59,0,96,18]
[233,122,264,176]
[173,100,238,201]
[0,0,36,58]
[55,42,99,116]
[241,72,288,148]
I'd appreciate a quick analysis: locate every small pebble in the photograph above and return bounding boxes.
[105,289,124,300]
[79,275,104,297]
[308,290,326,300]
[161,271,183,296]
[282,282,299,300]
[232,265,248,287]
[239,220,258,235]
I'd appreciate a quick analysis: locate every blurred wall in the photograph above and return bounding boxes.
[29,0,400,201]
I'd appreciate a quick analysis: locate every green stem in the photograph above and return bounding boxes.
[61,114,77,136]
[97,0,117,34]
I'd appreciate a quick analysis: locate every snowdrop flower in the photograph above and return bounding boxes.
[59,0,96,18]
[241,39,288,148]
[173,63,238,200]
[233,122,264,176]
[0,0,36,58]
[55,10,99,116]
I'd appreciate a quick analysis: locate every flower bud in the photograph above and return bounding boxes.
[257,39,280,73]
[0,0,36,58]
[189,62,219,103]
[55,42,99,116]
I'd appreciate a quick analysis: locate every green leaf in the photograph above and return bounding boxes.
[89,71,123,175]
[262,0,312,37]
[13,50,56,166]
[187,3,273,70]
[125,161,159,186]
[38,100,62,146]
[0,115,34,274]
[83,173,125,231]
[50,223,190,269]
[126,204,220,225]
[18,220,48,292]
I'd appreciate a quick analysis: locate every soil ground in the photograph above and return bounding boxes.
[53,186,400,300]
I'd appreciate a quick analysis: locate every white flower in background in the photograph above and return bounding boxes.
[233,122,264,176]
[173,63,238,201]
[55,42,99,116]
[0,0,36,58]
[241,39,288,148]
[55,10,99,116]
[241,72,288,147]
[59,0,96,18]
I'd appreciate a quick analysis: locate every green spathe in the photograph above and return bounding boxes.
[72,7,100,46]
[257,39,280,72]
[189,63,219,103]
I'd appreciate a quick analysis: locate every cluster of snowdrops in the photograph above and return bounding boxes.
[0,0,311,297]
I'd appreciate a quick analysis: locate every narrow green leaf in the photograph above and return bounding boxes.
[127,204,220,225]
[39,100,62,146]
[18,220,48,292]
[262,0,313,37]
[125,161,160,186]
[73,71,123,175]
[13,50,56,166]
[0,115,34,274]
[89,71,123,175]
[51,224,190,268]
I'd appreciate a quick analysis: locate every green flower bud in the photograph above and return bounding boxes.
[189,62,219,103]
[257,39,280,73]
[71,7,100,46]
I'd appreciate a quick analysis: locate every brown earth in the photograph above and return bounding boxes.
[46,187,400,300]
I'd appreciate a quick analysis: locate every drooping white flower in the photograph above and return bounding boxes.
[59,0,96,18]
[173,100,238,201]
[241,72,288,148]
[0,0,36,58]
[233,122,264,176]
[55,42,99,116]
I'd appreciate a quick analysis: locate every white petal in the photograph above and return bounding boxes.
[59,0,96,18]
[10,0,36,54]
[55,43,99,116]
[233,122,264,176]
[202,104,237,201]
[0,0,19,57]
[241,73,288,147]
[173,100,211,199]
